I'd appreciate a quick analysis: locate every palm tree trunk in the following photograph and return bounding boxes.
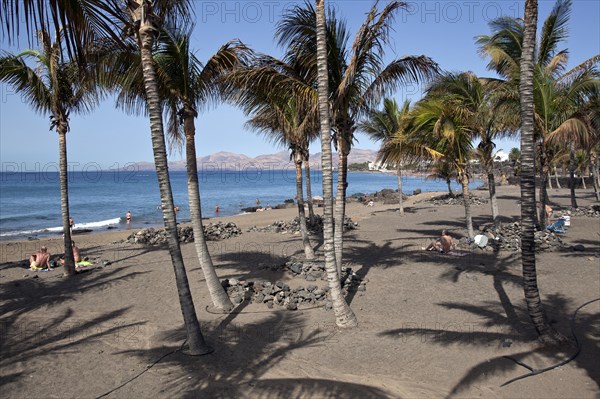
[397,164,404,216]
[316,0,357,328]
[581,174,586,190]
[460,171,474,238]
[519,0,564,344]
[592,156,600,201]
[596,158,600,187]
[487,171,499,226]
[304,155,315,220]
[539,168,550,228]
[137,21,211,355]
[568,142,578,208]
[554,166,561,188]
[294,155,315,259]
[447,179,454,197]
[334,139,349,277]
[183,111,233,312]
[57,126,75,276]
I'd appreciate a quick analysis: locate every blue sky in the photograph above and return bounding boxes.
[1,0,599,170]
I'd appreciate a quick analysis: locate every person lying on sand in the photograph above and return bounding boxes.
[30,246,51,270]
[59,241,81,265]
[423,230,455,253]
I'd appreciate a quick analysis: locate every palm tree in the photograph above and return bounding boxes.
[411,96,476,237]
[0,30,99,276]
[426,160,458,197]
[155,28,251,312]
[477,0,599,225]
[109,27,248,312]
[359,98,413,215]
[508,147,521,166]
[1,1,122,63]
[223,50,320,260]
[519,0,564,344]
[427,72,512,226]
[244,95,318,260]
[278,0,438,274]
[1,0,212,357]
[123,0,211,355]
[316,0,357,328]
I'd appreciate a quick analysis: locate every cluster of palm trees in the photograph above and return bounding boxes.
[359,0,598,237]
[1,0,597,349]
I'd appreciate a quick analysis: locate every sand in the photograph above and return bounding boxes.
[1,185,599,398]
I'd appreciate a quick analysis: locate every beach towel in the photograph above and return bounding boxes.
[75,260,94,269]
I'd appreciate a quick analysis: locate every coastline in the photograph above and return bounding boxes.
[0,190,444,260]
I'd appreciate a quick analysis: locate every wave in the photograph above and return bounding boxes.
[76,217,122,229]
[0,217,122,238]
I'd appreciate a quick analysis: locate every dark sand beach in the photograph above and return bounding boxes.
[1,185,599,398]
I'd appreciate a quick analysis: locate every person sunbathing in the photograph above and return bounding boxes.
[59,241,81,265]
[424,230,455,253]
[29,246,51,270]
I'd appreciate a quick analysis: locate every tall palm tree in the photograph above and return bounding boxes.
[0,0,212,356]
[110,27,246,311]
[156,28,250,312]
[244,95,318,260]
[0,30,99,276]
[223,51,319,260]
[123,0,211,355]
[411,96,476,237]
[359,98,413,216]
[427,72,513,226]
[315,0,357,328]
[519,0,564,344]
[477,0,599,225]
[278,0,438,274]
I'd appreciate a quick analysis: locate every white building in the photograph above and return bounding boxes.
[368,160,388,171]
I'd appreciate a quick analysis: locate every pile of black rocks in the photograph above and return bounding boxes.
[427,193,488,206]
[348,188,408,204]
[222,261,367,311]
[247,215,358,234]
[223,278,330,310]
[475,222,565,252]
[557,205,600,218]
[124,222,242,246]
[373,189,409,204]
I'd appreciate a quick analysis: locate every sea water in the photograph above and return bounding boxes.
[0,167,480,239]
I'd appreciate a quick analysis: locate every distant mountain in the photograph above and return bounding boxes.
[127,149,379,171]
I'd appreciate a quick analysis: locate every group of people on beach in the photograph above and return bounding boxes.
[29,241,81,271]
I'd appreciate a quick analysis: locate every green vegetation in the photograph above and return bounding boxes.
[348,162,370,171]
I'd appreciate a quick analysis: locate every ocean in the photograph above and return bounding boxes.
[0,167,481,239]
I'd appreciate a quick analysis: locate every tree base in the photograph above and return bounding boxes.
[182,345,214,356]
[537,328,570,347]
[205,304,234,314]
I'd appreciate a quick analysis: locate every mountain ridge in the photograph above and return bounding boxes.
[129,149,379,171]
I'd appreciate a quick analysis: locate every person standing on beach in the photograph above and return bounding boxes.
[30,246,51,270]
[69,217,74,235]
[126,211,132,226]
[215,205,219,216]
